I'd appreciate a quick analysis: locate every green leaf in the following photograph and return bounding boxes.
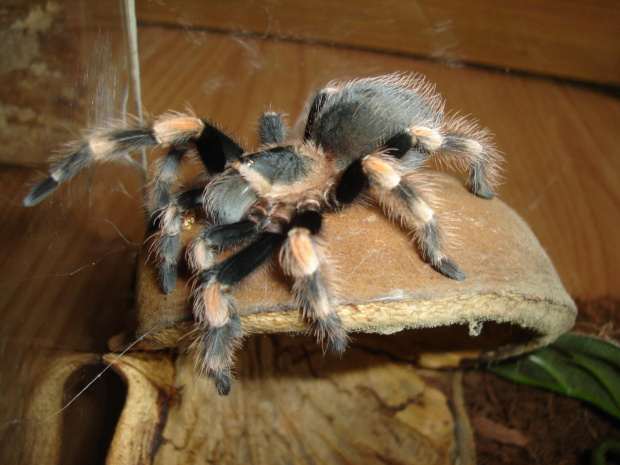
[591,440,620,465]
[488,334,620,420]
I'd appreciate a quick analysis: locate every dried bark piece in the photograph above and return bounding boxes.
[153,341,460,465]
[95,342,474,464]
[103,352,176,465]
[21,353,99,464]
[134,171,576,363]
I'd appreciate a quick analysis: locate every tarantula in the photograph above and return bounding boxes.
[24,74,501,395]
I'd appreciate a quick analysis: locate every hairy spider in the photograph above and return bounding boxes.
[24,74,502,395]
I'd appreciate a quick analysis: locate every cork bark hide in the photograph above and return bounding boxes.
[21,172,575,465]
[135,171,576,364]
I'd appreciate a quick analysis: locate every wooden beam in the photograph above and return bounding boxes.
[136,0,620,85]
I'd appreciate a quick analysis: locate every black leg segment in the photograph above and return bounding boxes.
[194,121,244,174]
[215,232,285,287]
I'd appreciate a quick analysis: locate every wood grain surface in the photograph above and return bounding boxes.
[136,0,620,85]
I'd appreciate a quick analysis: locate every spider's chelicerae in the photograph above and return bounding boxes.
[24,74,502,395]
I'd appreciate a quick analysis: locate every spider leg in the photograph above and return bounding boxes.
[258,111,286,145]
[193,228,285,395]
[193,120,244,174]
[280,210,347,355]
[24,127,158,206]
[149,122,249,292]
[406,121,501,199]
[361,153,466,281]
[152,187,205,293]
[150,143,190,212]
[149,120,245,212]
[24,114,245,207]
[187,219,261,273]
[304,88,330,141]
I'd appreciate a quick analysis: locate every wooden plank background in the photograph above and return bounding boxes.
[1,3,619,461]
[136,0,620,85]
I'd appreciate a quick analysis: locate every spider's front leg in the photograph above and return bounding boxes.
[361,152,466,281]
[280,207,347,355]
[150,120,249,293]
[23,113,223,207]
[191,214,285,395]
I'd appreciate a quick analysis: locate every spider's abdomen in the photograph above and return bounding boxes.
[310,78,442,169]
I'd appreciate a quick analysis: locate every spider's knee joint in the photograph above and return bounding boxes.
[194,278,232,328]
[153,116,205,145]
[281,228,320,277]
[409,125,443,152]
[361,155,401,190]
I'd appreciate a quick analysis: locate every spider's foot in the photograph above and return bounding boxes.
[159,263,177,294]
[209,368,232,396]
[193,310,243,395]
[472,185,495,200]
[470,162,496,199]
[434,258,466,281]
[23,177,59,206]
[314,312,348,355]
[157,233,181,293]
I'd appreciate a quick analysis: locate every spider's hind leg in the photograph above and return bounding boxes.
[280,210,347,355]
[362,153,465,281]
[408,119,502,199]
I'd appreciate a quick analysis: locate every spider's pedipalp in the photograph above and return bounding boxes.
[361,153,465,281]
[203,169,258,224]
